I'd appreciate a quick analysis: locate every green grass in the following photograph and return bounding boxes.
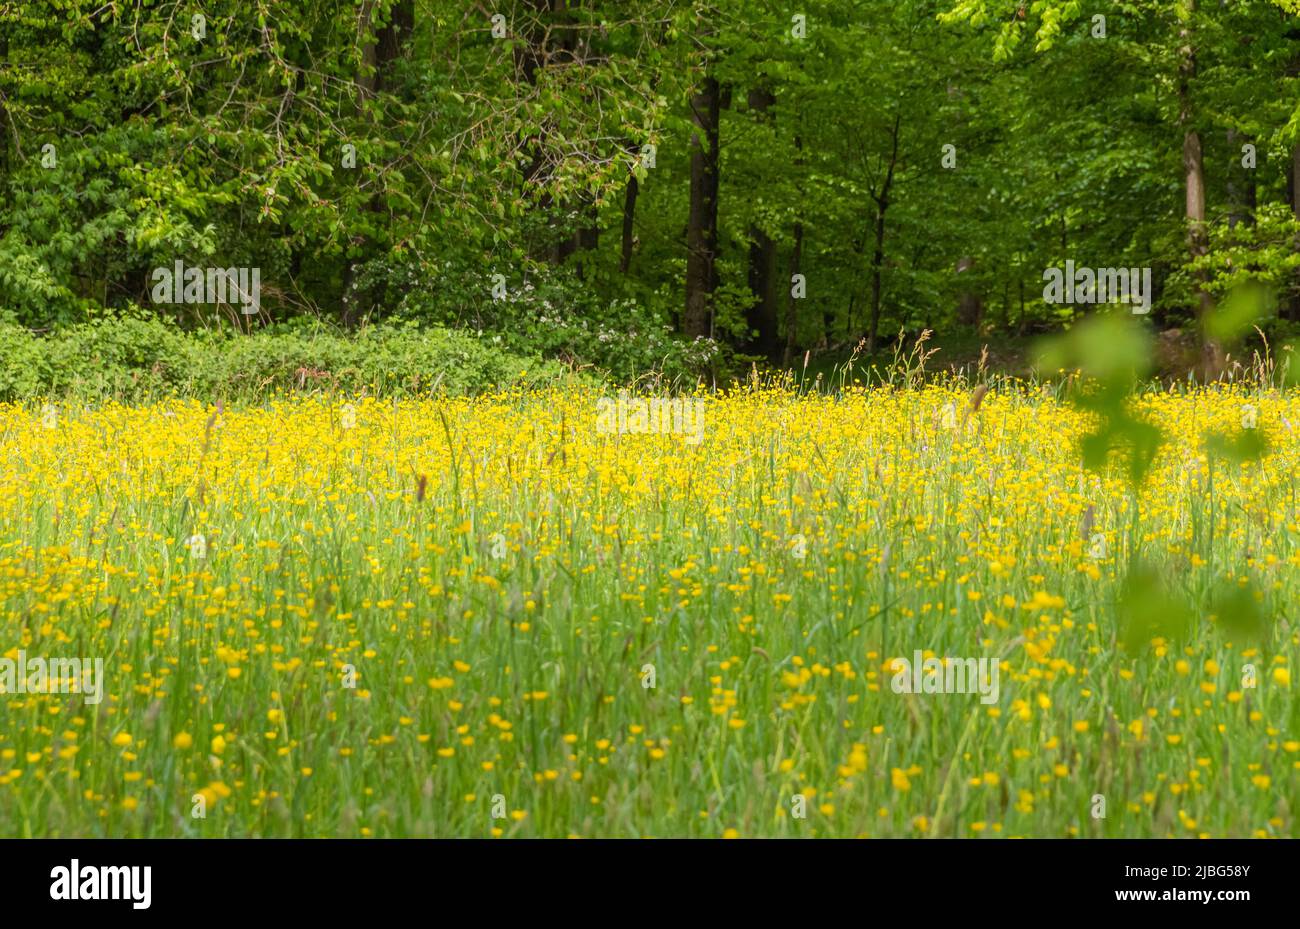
[0,381,1296,838]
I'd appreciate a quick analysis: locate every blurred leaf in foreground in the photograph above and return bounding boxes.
[1117,563,1193,654]
[1210,580,1268,644]
[1204,427,1270,465]
[1204,281,1274,346]
[1037,313,1163,487]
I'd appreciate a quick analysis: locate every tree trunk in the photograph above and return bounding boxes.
[515,0,589,265]
[343,0,413,326]
[375,0,413,95]
[866,114,901,354]
[620,173,638,274]
[783,219,803,368]
[1293,142,1300,318]
[867,212,888,353]
[1017,278,1027,336]
[1226,129,1255,231]
[747,227,779,357]
[1179,0,1214,329]
[684,75,720,338]
[1183,127,1209,312]
[956,257,982,327]
[1291,143,1300,221]
[782,135,804,367]
[568,201,600,280]
[0,29,8,229]
[745,86,779,358]
[1289,28,1300,320]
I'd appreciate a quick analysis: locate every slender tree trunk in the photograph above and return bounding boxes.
[1226,129,1255,231]
[867,114,901,354]
[684,75,720,338]
[1179,1,1214,332]
[747,227,779,357]
[782,133,804,367]
[515,0,579,265]
[1292,142,1300,318]
[1247,146,1258,228]
[343,0,412,326]
[1284,142,1300,320]
[783,219,803,368]
[956,257,982,327]
[620,173,638,274]
[745,86,779,358]
[343,2,380,325]
[0,29,8,229]
[1288,29,1300,320]
[1292,144,1300,221]
[867,211,888,353]
[571,201,599,280]
[1183,129,1209,312]
[375,1,413,95]
[1290,143,1297,215]
[943,84,981,329]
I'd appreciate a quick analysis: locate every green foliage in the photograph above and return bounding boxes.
[378,259,719,383]
[0,0,1298,376]
[0,315,575,403]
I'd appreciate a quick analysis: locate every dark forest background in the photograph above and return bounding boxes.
[2,1,1300,392]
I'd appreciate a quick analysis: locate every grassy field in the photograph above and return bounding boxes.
[0,379,1296,837]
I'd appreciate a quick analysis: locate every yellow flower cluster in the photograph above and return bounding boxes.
[0,382,1294,836]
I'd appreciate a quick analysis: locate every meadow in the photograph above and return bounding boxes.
[0,374,1296,838]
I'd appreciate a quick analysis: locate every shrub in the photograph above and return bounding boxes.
[0,314,578,402]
